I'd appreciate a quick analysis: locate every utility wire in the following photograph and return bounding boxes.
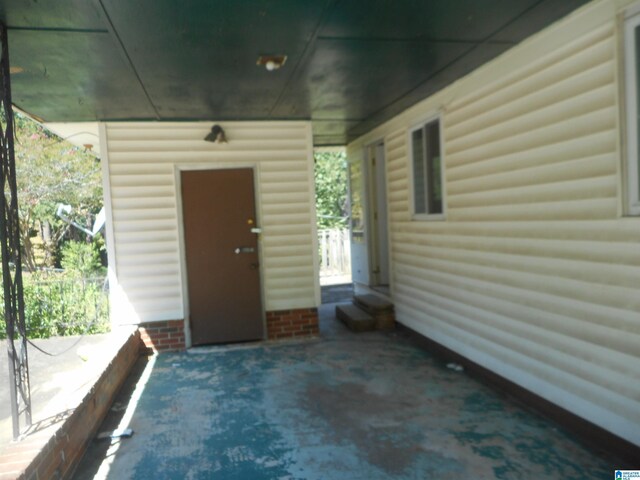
[25,309,106,357]
[26,335,85,357]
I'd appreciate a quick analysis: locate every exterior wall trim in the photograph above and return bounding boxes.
[99,122,120,328]
[306,124,322,307]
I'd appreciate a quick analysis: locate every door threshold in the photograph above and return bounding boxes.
[354,282,392,301]
[372,285,390,296]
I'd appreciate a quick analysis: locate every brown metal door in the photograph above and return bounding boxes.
[181,168,264,345]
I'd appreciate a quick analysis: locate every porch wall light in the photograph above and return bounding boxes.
[256,55,287,71]
[204,124,227,143]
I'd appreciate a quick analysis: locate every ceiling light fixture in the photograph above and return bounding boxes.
[256,55,287,71]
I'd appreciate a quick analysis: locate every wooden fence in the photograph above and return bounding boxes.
[318,228,351,278]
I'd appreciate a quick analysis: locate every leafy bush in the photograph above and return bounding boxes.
[0,270,110,339]
[61,241,105,277]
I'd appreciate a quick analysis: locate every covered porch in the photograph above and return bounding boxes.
[1,292,628,478]
[1,0,639,478]
[72,304,617,479]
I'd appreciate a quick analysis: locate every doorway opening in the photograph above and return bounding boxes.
[348,141,390,296]
[314,148,353,304]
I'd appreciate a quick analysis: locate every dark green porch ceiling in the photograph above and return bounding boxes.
[1,0,589,146]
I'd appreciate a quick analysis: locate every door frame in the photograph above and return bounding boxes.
[364,140,390,288]
[175,163,266,348]
[361,138,393,293]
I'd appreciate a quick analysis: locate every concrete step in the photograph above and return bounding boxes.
[335,304,376,332]
[353,294,394,314]
[353,294,395,330]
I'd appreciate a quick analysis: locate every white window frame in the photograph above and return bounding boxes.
[408,114,446,221]
[624,9,640,215]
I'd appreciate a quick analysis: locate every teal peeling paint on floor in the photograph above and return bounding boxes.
[81,314,614,479]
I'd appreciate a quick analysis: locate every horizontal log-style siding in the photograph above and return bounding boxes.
[102,121,318,325]
[348,0,640,445]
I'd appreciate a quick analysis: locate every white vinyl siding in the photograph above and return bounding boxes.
[348,0,640,446]
[102,121,318,324]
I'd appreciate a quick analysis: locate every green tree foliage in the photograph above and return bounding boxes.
[12,111,103,270]
[0,113,108,340]
[315,150,349,229]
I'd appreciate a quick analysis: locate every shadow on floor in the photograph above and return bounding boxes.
[72,356,150,479]
[74,305,621,480]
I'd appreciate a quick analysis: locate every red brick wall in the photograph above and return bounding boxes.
[140,312,317,350]
[266,308,319,340]
[138,320,185,352]
[0,331,144,480]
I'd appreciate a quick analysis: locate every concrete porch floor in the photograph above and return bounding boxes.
[74,304,618,479]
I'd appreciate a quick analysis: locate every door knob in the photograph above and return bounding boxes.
[234,247,255,254]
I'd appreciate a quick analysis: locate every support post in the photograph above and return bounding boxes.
[0,22,31,440]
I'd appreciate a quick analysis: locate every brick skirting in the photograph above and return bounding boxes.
[266,308,319,340]
[138,320,186,353]
[139,312,317,350]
